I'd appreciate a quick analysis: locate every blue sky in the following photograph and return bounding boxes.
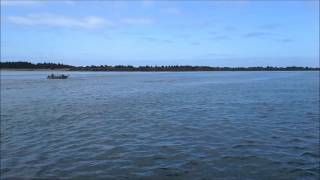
[1,0,319,66]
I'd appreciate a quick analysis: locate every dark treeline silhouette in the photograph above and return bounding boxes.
[1,61,319,71]
[0,61,73,69]
[73,65,319,71]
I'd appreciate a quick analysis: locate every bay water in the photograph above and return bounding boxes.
[1,71,319,179]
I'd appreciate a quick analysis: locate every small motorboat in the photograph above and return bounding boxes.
[47,74,69,79]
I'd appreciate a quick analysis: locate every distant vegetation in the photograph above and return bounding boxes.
[1,61,319,71]
[0,61,73,69]
[73,65,319,71]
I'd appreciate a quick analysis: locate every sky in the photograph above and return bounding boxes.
[1,0,319,67]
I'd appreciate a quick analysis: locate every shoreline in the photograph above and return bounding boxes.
[2,62,319,72]
[1,69,319,72]
[0,68,70,71]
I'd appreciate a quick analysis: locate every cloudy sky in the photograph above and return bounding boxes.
[1,0,319,66]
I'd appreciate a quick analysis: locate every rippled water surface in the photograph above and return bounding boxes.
[1,71,319,180]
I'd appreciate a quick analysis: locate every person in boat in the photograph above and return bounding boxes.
[47,74,68,79]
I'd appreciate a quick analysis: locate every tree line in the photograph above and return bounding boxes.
[1,61,319,71]
[0,61,73,69]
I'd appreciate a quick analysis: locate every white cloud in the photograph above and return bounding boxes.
[121,18,154,25]
[6,13,154,29]
[7,14,113,29]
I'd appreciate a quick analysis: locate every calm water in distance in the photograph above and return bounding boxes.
[1,71,319,179]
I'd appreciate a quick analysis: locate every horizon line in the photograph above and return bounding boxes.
[1,61,320,69]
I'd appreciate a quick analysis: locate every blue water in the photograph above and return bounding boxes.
[1,71,319,179]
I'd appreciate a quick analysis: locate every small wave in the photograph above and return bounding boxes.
[301,152,319,159]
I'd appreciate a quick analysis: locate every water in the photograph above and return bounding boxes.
[1,71,319,180]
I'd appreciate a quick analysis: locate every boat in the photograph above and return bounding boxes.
[47,74,69,79]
